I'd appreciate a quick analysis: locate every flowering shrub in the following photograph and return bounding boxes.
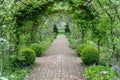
[112,65,120,80]
[84,65,116,80]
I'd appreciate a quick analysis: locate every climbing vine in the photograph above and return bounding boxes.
[0,0,120,79]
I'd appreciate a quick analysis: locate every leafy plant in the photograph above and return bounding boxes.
[17,48,36,67]
[76,44,87,57]
[1,67,31,80]
[99,52,112,66]
[30,43,44,57]
[81,45,99,65]
[84,65,116,80]
[9,55,18,68]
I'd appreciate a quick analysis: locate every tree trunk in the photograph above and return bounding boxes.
[1,31,4,75]
[1,50,4,76]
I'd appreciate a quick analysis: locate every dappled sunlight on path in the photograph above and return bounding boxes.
[25,35,84,80]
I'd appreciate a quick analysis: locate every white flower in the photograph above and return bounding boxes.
[0,38,4,41]
[0,38,6,42]
[2,25,6,28]
[10,75,15,78]
[0,77,8,80]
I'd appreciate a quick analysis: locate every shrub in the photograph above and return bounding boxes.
[81,46,99,65]
[76,44,86,57]
[99,53,112,66]
[17,48,36,67]
[30,43,44,57]
[84,65,116,80]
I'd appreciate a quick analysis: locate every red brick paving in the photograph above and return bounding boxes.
[25,35,85,80]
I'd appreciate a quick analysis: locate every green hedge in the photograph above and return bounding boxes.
[81,45,99,65]
[30,43,44,57]
[76,44,87,57]
[17,48,36,67]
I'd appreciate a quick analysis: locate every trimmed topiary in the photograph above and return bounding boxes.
[76,44,87,57]
[17,48,36,67]
[30,43,44,57]
[81,45,99,65]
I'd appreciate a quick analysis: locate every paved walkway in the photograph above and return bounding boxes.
[25,35,84,80]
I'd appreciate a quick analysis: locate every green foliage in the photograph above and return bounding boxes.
[17,48,36,67]
[30,43,44,57]
[19,34,31,47]
[9,55,18,68]
[14,0,53,26]
[68,37,77,49]
[99,52,112,66]
[84,65,116,80]
[58,29,65,34]
[76,44,87,57]
[1,0,120,79]
[41,41,51,51]
[66,33,79,49]
[41,34,56,50]
[81,45,99,65]
[69,38,76,44]
[1,67,31,80]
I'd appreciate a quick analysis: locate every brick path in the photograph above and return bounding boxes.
[25,35,84,80]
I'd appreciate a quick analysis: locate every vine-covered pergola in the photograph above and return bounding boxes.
[0,0,96,54]
[0,0,120,79]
